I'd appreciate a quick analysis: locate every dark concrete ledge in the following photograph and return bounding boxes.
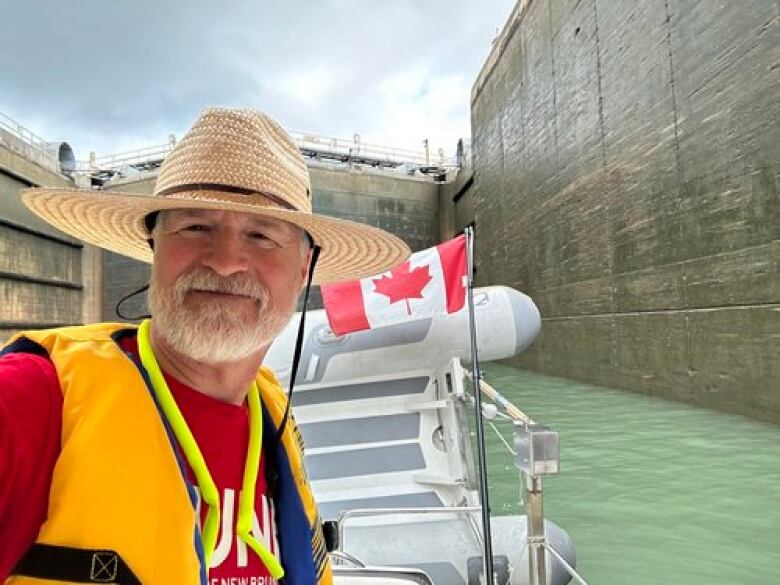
[0,218,83,249]
[0,270,82,290]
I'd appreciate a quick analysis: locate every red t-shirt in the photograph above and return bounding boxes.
[0,336,278,584]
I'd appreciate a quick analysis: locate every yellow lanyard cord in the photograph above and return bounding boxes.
[137,320,284,579]
[238,387,284,577]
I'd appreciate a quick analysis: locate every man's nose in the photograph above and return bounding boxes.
[199,232,250,276]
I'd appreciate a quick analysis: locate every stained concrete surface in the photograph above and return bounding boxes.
[0,143,102,341]
[470,0,779,422]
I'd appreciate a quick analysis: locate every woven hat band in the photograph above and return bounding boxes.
[156,183,310,212]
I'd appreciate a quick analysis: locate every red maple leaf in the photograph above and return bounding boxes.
[372,261,433,315]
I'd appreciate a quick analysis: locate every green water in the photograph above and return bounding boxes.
[476,363,780,585]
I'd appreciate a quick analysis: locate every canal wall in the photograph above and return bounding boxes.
[0,136,102,342]
[102,164,441,318]
[470,0,779,422]
[439,157,475,241]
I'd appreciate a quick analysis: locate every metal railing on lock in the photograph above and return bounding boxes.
[0,112,61,173]
[290,131,438,167]
[77,131,451,177]
[80,137,176,173]
[0,109,455,178]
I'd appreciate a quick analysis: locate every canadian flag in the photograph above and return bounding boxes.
[321,234,467,335]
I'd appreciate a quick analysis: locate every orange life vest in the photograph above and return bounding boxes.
[2,323,331,585]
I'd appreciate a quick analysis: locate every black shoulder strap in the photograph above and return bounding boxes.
[0,336,49,358]
[13,543,142,585]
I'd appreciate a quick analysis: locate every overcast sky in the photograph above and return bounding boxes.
[1,0,515,161]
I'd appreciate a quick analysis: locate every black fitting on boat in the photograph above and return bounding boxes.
[321,520,339,552]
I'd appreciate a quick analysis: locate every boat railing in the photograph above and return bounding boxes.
[336,506,486,554]
[332,565,435,584]
[329,369,588,584]
[330,550,366,567]
[472,375,589,585]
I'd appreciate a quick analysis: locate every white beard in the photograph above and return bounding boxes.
[148,268,296,364]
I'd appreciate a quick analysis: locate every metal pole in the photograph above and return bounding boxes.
[524,475,547,585]
[465,226,495,585]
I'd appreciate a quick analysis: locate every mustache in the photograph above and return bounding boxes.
[174,269,269,301]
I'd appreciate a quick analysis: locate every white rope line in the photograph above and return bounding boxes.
[487,419,517,456]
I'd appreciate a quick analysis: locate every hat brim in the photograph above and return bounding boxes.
[21,188,411,285]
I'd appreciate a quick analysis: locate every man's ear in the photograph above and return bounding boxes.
[145,211,161,252]
[299,247,313,290]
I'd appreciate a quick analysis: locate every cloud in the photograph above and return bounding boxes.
[1,0,515,160]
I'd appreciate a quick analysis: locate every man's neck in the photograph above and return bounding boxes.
[149,325,267,406]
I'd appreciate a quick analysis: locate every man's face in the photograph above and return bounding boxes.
[148,208,311,363]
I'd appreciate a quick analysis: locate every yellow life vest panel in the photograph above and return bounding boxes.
[2,323,331,585]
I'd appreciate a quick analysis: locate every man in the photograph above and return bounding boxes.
[0,108,410,584]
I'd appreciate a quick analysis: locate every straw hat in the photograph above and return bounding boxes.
[21,107,411,284]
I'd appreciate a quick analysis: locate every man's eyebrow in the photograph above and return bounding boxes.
[245,218,289,231]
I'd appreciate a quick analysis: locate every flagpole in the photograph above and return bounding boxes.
[465,225,495,584]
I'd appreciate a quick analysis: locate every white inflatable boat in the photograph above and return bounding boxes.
[266,286,576,585]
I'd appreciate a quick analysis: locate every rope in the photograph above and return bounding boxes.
[487,419,517,457]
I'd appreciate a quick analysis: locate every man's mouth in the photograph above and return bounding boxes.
[189,288,256,300]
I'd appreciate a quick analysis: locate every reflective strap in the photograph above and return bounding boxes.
[13,543,142,584]
[237,384,284,579]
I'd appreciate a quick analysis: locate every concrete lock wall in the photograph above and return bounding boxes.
[0,138,103,342]
[470,0,779,422]
[439,160,475,241]
[102,165,440,318]
[101,176,156,321]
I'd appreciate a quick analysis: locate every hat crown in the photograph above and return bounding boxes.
[154,107,311,212]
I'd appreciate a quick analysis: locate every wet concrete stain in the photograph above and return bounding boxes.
[470,0,780,422]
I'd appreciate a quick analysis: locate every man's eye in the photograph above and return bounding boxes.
[182,224,210,233]
[249,232,274,243]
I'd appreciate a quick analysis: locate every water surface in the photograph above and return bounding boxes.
[477,363,780,585]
